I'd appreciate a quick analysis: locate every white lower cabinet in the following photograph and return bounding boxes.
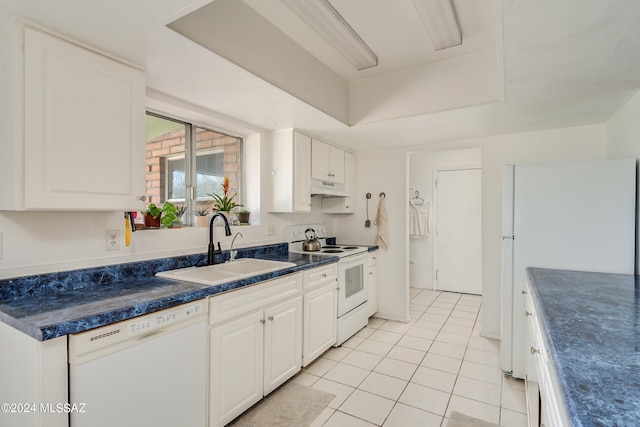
[0,323,68,427]
[263,297,303,394]
[208,274,303,427]
[524,279,571,427]
[303,283,337,366]
[302,264,338,366]
[210,310,264,427]
[368,252,378,317]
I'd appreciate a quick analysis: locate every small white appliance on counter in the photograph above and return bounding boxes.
[500,159,636,379]
[69,301,208,427]
[286,224,369,346]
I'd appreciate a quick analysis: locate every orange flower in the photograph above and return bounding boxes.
[222,176,230,195]
[207,176,243,212]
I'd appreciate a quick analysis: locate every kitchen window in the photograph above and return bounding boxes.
[145,113,243,225]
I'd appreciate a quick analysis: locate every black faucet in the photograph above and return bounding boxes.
[208,213,232,265]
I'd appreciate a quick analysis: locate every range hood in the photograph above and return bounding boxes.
[310,179,350,197]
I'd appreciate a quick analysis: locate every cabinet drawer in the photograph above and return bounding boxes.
[209,273,302,325]
[303,264,337,291]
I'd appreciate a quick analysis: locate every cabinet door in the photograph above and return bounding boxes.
[293,132,312,212]
[343,151,355,200]
[263,297,302,395]
[303,283,338,366]
[269,130,311,213]
[321,151,355,213]
[311,139,330,181]
[23,27,145,210]
[368,254,378,317]
[210,311,264,427]
[329,145,345,184]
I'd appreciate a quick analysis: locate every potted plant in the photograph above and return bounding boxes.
[142,203,162,228]
[236,207,250,224]
[207,176,242,223]
[194,208,210,228]
[162,202,180,228]
[142,202,179,228]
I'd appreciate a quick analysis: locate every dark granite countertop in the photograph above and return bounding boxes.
[527,268,640,427]
[0,244,337,341]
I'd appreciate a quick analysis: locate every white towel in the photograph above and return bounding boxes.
[374,196,389,250]
[409,200,430,238]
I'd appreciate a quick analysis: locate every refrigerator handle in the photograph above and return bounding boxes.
[502,236,514,240]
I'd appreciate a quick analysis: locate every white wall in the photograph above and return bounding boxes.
[0,130,334,279]
[333,149,410,322]
[606,89,640,273]
[408,148,481,289]
[335,124,607,337]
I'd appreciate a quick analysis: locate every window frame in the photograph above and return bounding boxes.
[145,111,243,227]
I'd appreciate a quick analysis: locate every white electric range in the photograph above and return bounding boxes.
[286,224,369,346]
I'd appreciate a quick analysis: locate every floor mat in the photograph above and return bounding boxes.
[446,410,501,427]
[227,381,334,427]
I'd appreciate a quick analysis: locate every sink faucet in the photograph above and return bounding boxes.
[208,213,232,265]
[229,232,243,262]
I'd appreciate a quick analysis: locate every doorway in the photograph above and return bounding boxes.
[434,168,482,295]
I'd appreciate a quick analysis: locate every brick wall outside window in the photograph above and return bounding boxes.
[145,126,241,209]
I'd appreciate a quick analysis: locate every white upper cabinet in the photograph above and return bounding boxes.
[0,22,146,210]
[311,139,345,185]
[321,151,355,213]
[269,129,312,213]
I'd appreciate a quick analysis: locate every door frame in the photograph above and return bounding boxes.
[432,165,482,292]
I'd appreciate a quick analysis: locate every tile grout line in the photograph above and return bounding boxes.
[310,289,514,426]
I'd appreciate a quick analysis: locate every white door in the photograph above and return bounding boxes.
[434,168,482,294]
[329,145,345,184]
[303,284,338,366]
[293,132,312,212]
[263,297,302,395]
[311,139,330,181]
[210,311,264,427]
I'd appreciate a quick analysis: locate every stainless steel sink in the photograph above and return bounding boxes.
[156,258,296,286]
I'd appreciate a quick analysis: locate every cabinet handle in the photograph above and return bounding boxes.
[345,206,350,209]
[521,290,527,295]
[524,310,532,317]
[260,319,265,324]
[369,272,373,275]
[268,316,274,321]
[530,346,540,355]
[322,273,327,277]
[138,195,147,201]
[336,287,340,291]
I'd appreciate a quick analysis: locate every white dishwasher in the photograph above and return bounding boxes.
[69,301,208,427]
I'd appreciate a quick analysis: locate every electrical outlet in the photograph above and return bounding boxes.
[106,230,120,251]
[268,224,276,236]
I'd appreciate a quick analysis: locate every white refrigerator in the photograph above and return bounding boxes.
[500,159,636,379]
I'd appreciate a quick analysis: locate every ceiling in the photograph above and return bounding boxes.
[2,0,640,151]
[242,0,496,82]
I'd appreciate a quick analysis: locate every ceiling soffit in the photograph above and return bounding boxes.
[168,0,500,126]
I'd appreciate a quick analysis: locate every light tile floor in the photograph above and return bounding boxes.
[291,288,528,427]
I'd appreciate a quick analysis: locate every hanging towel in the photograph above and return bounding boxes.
[374,195,389,250]
[409,200,430,238]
